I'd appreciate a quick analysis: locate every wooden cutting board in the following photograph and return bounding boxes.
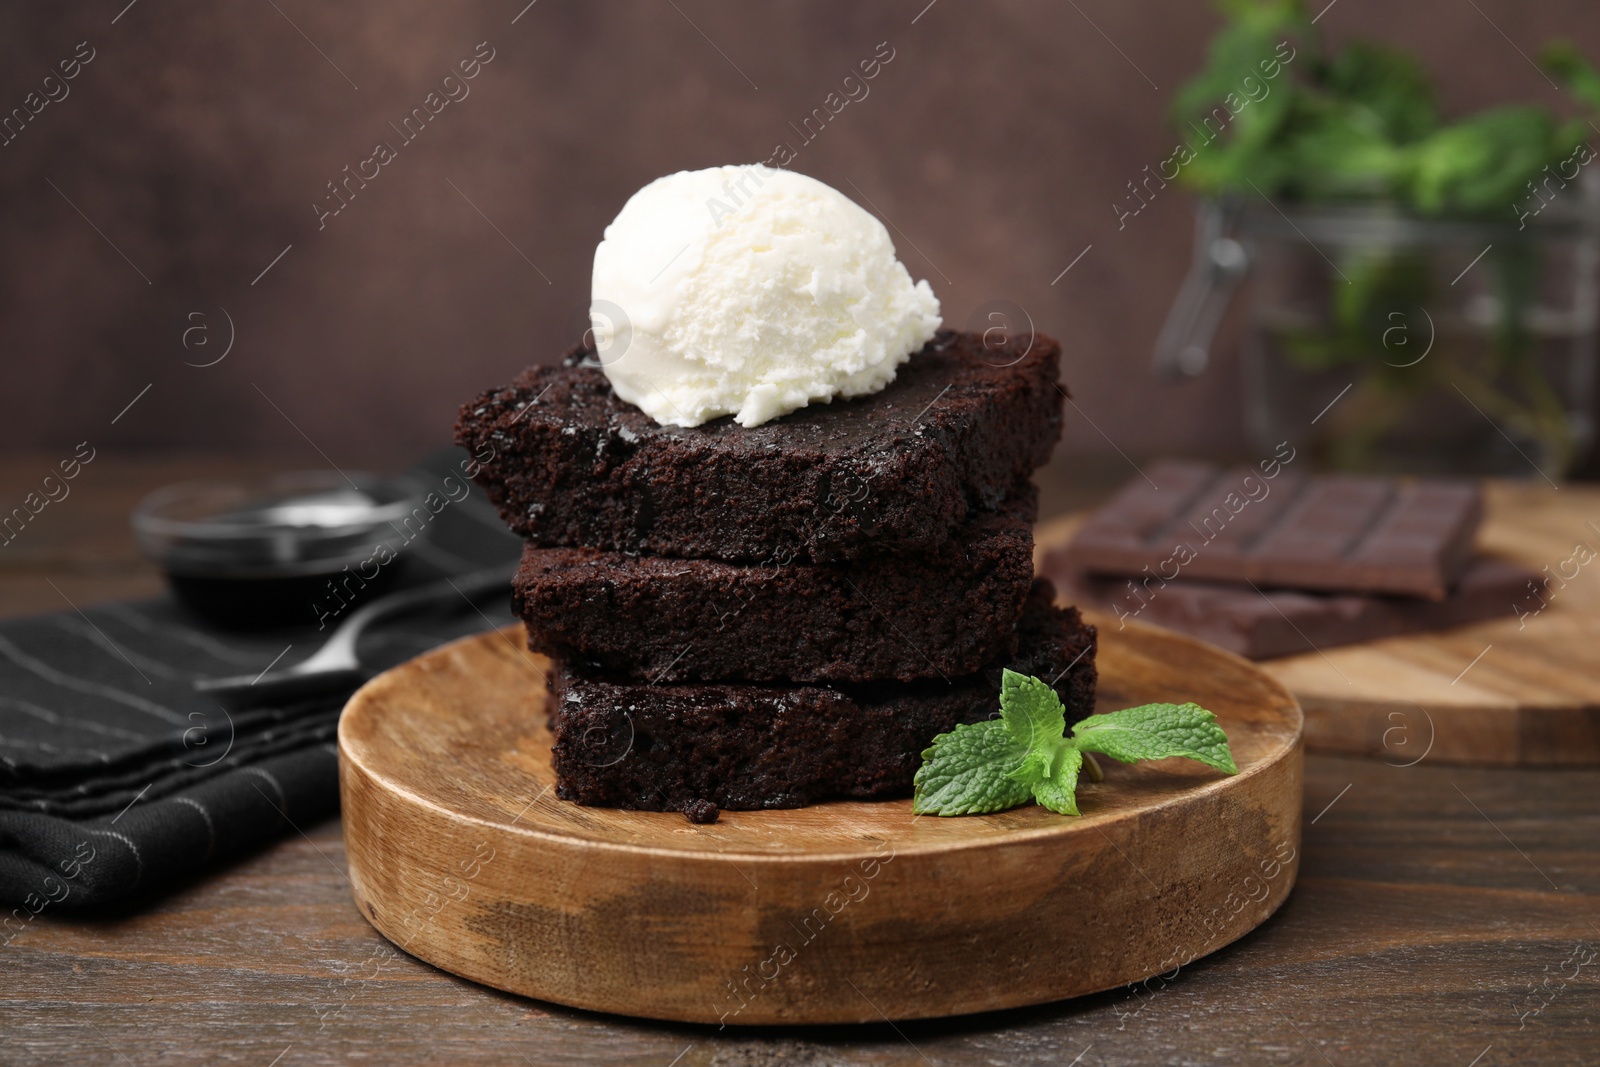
[338,615,1302,1026]
[1037,480,1600,767]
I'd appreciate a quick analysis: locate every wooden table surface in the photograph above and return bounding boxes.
[2,455,1597,1066]
[1035,482,1600,766]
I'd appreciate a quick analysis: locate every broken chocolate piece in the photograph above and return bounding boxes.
[1064,459,1482,600]
[1043,552,1532,659]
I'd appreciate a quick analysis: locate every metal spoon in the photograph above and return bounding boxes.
[193,564,514,709]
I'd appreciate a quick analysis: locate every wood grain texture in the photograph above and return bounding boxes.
[337,617,1303,1025]
[1036,481,1600,766]
[6,754,1595,1065]
[6,457,1596,1062]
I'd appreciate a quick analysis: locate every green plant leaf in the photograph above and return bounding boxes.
[914,678,1240,817]
[1169,2,1600,221]
[1030,744,1085,816]
[1071,703,1239,775]
[998,668,1067,785]
[1325,40,1438,144]
[1170,0,1312,128]
[1543,40,1600,111]
[912,719,1033,815]
[1401,107,1558,216]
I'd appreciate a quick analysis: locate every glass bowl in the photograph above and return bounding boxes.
[132,471,425,628]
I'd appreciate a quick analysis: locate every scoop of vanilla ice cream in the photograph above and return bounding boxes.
[590,165,941,428]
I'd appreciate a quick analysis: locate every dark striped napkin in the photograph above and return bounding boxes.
[0,449,520,913]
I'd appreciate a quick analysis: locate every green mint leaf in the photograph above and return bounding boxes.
[999,668,1067,784]
[1070,702,1239,775]
[1029,744,1084,816]
[912,719,1033,816]
[1000,669,1083,813]
[1542,40,1600,112]
[914,676,1239,818]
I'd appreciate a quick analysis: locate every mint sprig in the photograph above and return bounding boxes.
[912,670,1237,817]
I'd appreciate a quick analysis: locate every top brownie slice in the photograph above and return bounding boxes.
[454,329,1063,562]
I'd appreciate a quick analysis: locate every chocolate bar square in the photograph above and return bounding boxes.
[1044,553,1532,660]
[1066,459,1482,599]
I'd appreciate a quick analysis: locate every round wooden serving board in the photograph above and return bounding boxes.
[1039,481,1600,766]
[338,616,1302,1026]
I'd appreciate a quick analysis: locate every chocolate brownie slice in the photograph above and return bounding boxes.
[455,329,1062,563]
[514,485,1036,684]
[546,581,1096,819]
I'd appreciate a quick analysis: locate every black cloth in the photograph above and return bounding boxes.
[0,449,521,911]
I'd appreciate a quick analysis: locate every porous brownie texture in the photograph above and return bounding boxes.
[546,581,1097,818]
[454,329,1063,563]
[513,485,1037,684]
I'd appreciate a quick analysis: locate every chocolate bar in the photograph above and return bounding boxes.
[1065,459,1482,599]
[1043,553,1533,660]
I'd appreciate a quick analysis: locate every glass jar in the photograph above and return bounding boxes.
[1159,184,1600,478]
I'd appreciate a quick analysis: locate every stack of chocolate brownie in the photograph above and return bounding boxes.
[455,329,1098,821]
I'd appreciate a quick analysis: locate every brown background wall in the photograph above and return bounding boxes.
[2,0,1597,467]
